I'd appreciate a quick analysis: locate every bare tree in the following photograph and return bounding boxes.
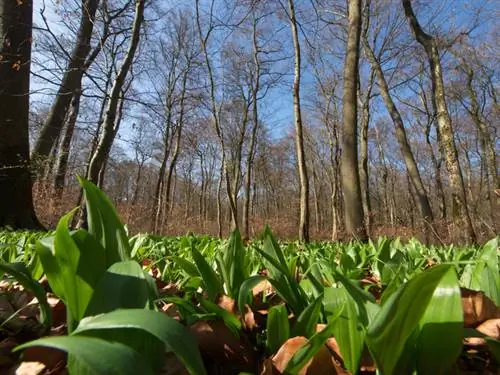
[32,0,100,162]
[286,0,310,241]
[402,0,476,242]
[87,0,145,184]
[363,0,434,237]
[341,0,367,240]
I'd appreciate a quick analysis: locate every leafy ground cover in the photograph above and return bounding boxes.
[0,179,498,374]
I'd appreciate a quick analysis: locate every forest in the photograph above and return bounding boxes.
[0,1,499,374]
[0,0,497,243]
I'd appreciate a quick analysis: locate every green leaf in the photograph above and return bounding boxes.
[292,294,323,339]
[36,210,106,330]
[85,261,152,315]
[416,266,463,374]
[222,229,248,298]
[237,275,267,313]
[199,298,241,337]
[324,287,366,374]
[74,309,207,375]
[15,336,153,375]
[366,265,462,375]
[0,261,51,330]
[78,176,131,265]
[266,305,290,354]
[284,306,343,375]
[190,241,223,301]
[171,256,199,277]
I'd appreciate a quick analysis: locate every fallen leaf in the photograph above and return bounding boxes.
[461,288,500,327]
[189,320,257,373]
[271,336,349,375]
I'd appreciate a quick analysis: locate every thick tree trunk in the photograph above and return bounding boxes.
[288,0,310,242]
[341,0,367,240]
[87,0,144,184]
[0,0,41,229]
[402,0,476,242]
[32,0,99,161]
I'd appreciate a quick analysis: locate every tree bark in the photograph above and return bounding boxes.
[288,0,310,242]
[0,0,41,229]
[87,0,145,184]
[32,0,99,161]
[53,90,81,199]
[358,67,375,237]
[402,0,476,242]
[363,1,434,236]
[242,15,261,239]
[341,0,367,240]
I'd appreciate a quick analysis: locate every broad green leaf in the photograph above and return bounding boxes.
[292,294,323,339]
[36,210,106,330]
[78,176,131,265]
[222,229,247,298]
[416,267,463,374]
[15,336,153,375]
[324,287,365,374]
[172,256,199,277]
[266,305,290,354]
[0,261,51,329]
[284,306,343,375]
[74,309,207,375]
[238,275,267,313]
[199,298,241,337]
[86,261,152,315]
[366,265,461,375]
[190,242,223,301]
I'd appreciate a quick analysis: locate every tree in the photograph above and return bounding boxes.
[32,0,100,163]
[363,0,434,237]
[87,0,145,185]
[286,0,310,242]
[341,0,367,240]
[0,0,41,229]
[402,0,477,242]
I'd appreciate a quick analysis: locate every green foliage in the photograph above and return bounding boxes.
[1,180,498,375]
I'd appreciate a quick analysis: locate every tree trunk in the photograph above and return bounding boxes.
[32,0,99,161]
[196,0,238,232]
[0,0,41,229]
[358,67,375,237]
[402,0,476,243]
[362,2,434,235]
[462,66,498,224]
[288,0,310,242]
[53,90,81,199]
[341,0,367,240]
[87,0,144,184]
[242,19,260,239]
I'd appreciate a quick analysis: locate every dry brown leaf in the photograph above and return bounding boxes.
[22,346,66,370]
[161,302,181,320]
[189,320,257,373]
[461,288,500,327]
[473,318,500,344]
[217,295,236,314]
[10,361,46,375]
[271,336,349,375]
